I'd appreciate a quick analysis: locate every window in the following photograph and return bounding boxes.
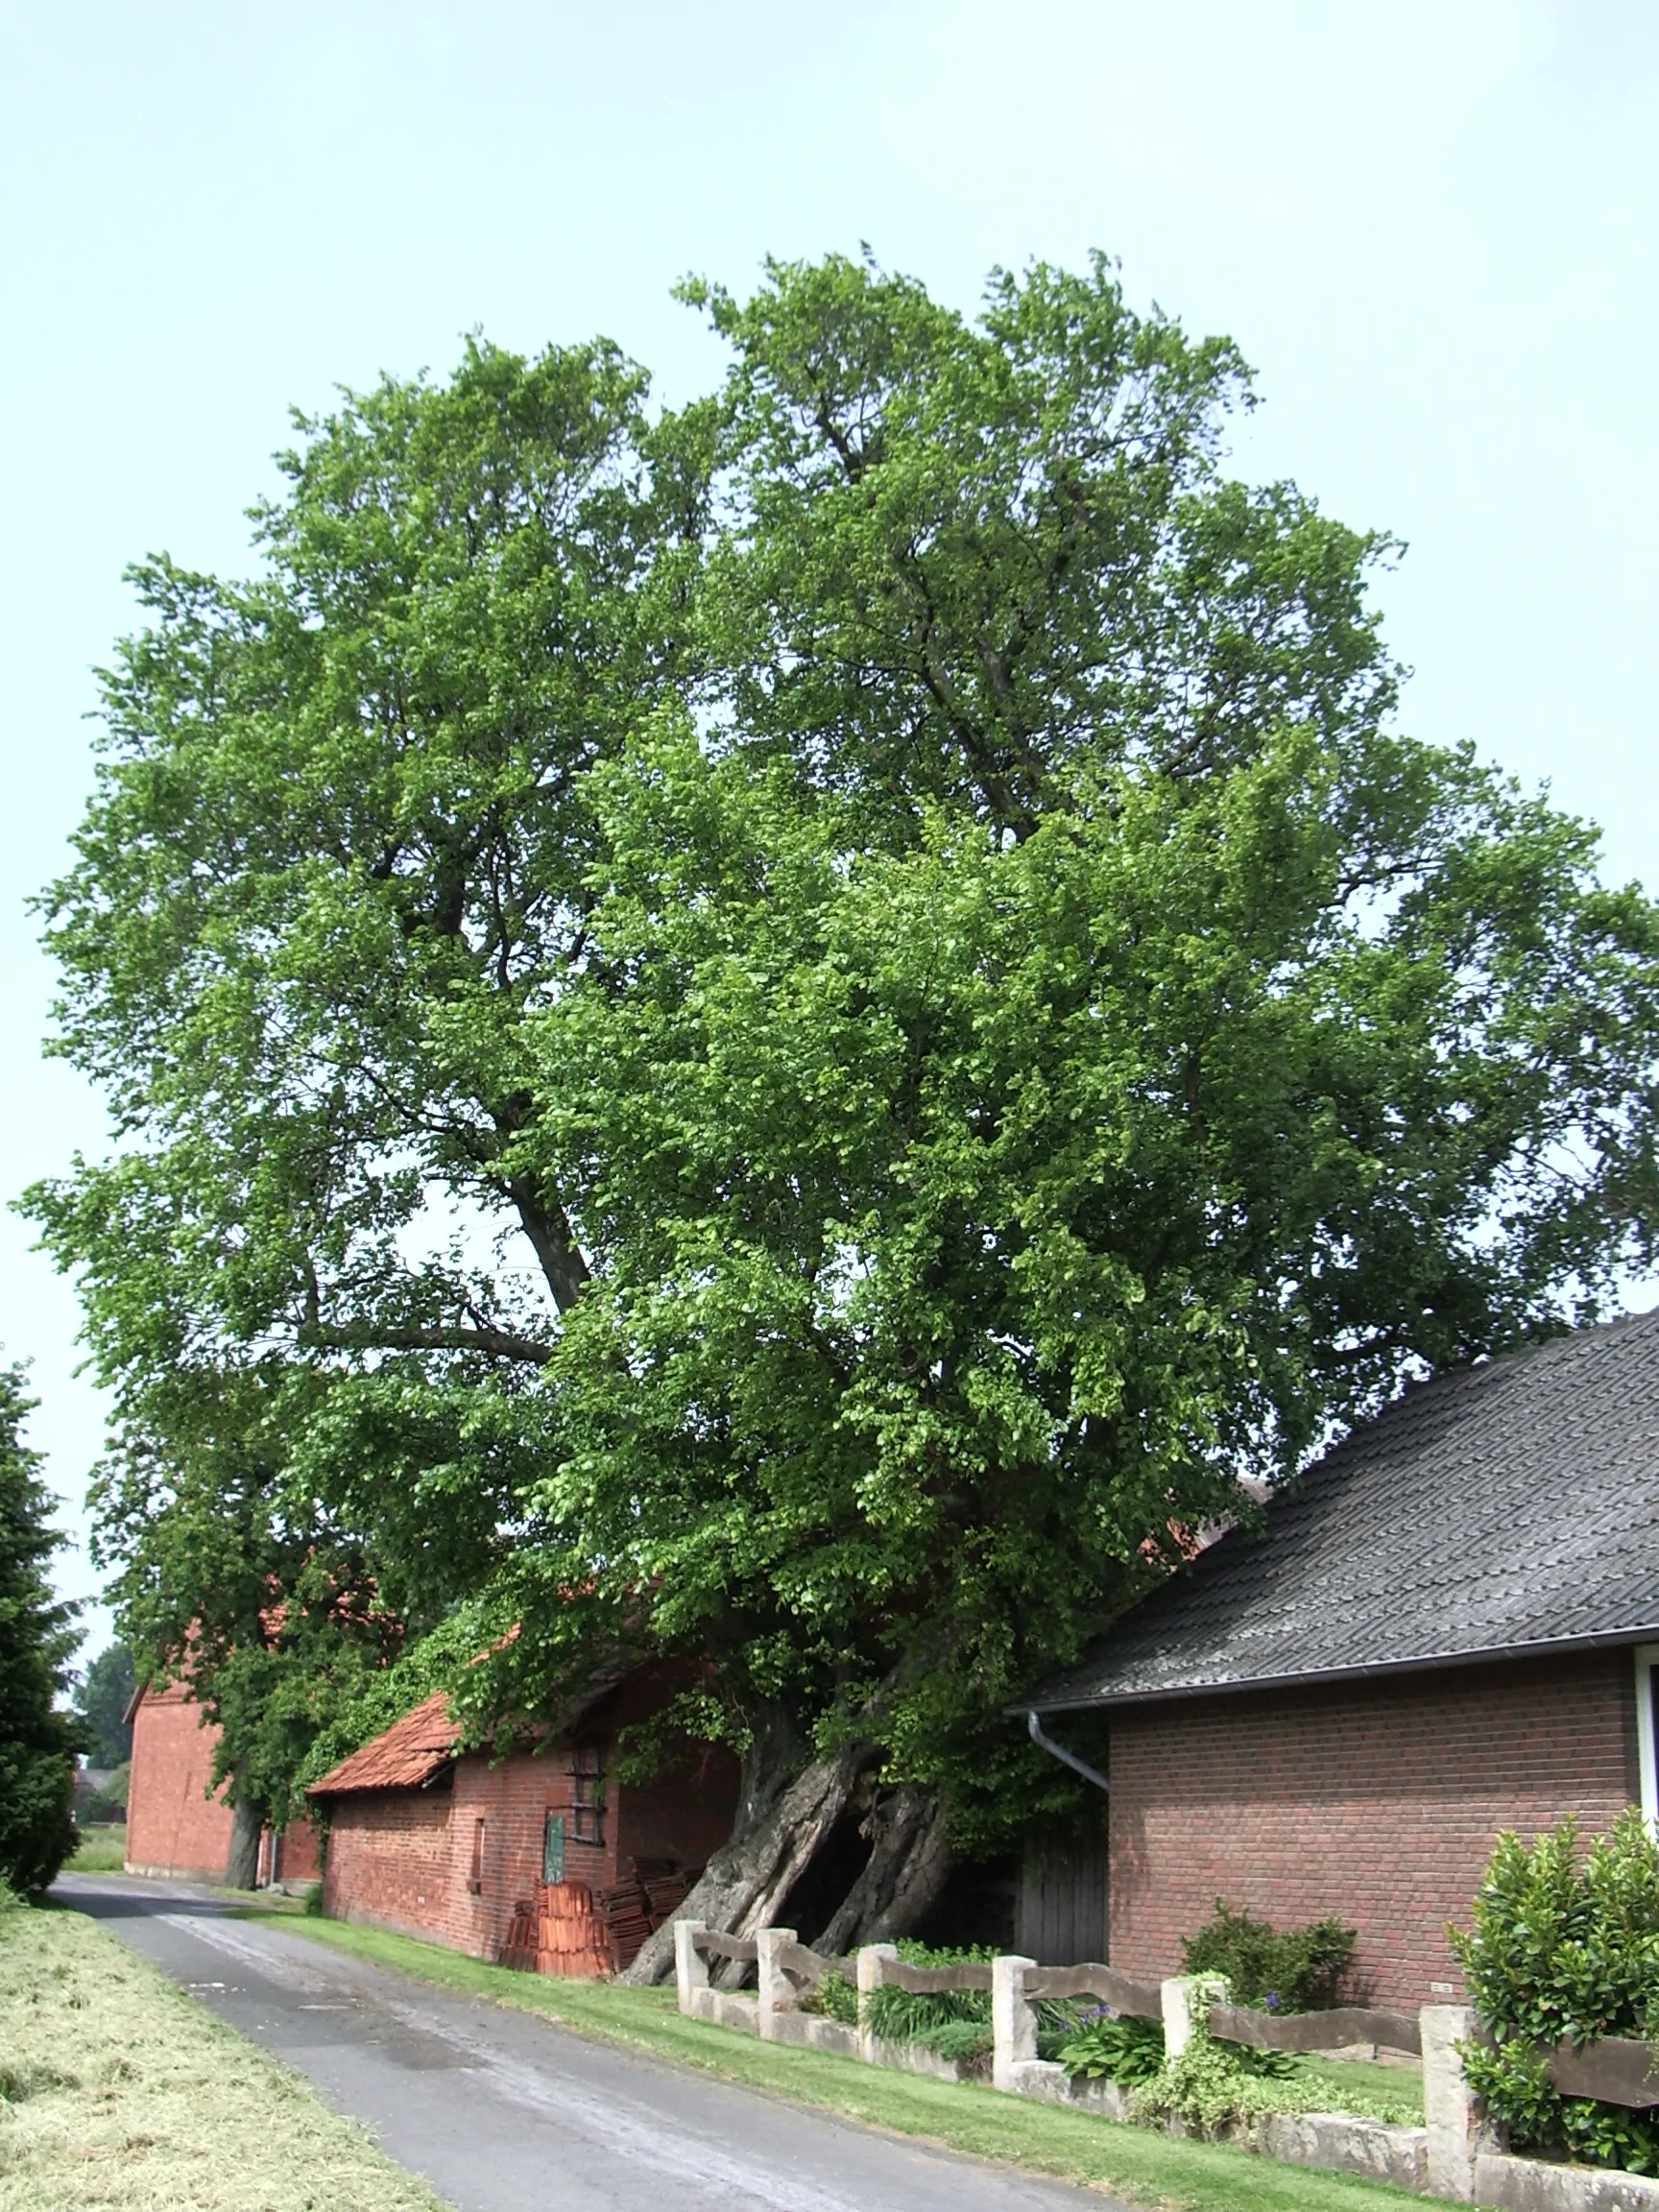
[570,1744,605,1845]
[469,1816,486,1894]
[1638,1646,1659,1830]
[542,1811,566,1885]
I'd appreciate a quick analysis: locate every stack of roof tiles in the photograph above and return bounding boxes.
[600,1858,692,1969]
[530,1879,613,1977]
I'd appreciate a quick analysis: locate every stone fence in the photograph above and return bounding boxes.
[672,1919,1659,2211]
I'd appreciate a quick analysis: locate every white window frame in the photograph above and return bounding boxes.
[1636,1645,1659,1830]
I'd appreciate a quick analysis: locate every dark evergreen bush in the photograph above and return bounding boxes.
[0,1366,84,1895]
[1180,1898,1357,2010]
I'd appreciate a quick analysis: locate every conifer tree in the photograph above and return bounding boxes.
[0,1366,83,1894]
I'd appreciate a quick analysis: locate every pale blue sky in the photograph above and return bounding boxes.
[3,0,1656,1652]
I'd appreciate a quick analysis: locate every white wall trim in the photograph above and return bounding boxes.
[1635,1645,1659,1828]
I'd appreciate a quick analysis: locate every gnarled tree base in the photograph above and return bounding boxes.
[620,1747,951,1984]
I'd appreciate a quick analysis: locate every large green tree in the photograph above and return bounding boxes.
[31,255,1659,1960]
[0,1367,83,1895]
[75,1639,136,1768]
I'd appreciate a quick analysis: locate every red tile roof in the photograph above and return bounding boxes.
[306,1691,458,1796]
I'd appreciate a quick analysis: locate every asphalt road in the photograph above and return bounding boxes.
[59,1873,1136,2212]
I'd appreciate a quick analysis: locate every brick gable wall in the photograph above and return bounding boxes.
[125,1681,321,1886]
[1108,1648,1640,2006]
[126,1681,236,1882]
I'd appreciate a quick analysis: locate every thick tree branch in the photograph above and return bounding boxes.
[300,1320,554,1365]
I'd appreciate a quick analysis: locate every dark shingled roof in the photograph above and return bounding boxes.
[1029,1310,1659,1713]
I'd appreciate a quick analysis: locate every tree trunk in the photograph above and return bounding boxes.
[224,1793,263,1890]
[620,1723,871,1985]
[817,1783,952,1954]
[621,1703,952,1985]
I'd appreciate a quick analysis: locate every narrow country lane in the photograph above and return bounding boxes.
[58,1873,1138,2212]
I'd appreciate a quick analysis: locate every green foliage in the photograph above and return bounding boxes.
[1136,2019,1280,2134]
[0,1367,83,1896]
[78,1760,129,1824]
[799,1966,858,2026]
[1453,1812,1659,2173]
[73,1642,136,1767]
[1135,2014,1414,2134]
[860,1941,995,2064]
[1181,1901,1357,2012]
[293,1610,489,1797]
[1057,2010,1167,2084]
[27,251,1659,1867]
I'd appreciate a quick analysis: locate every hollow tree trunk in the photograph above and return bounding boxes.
[224,1792,263,1890]
[620,1717,872,1985]
[817,1782,952,1955]
[621,1696,954,1986]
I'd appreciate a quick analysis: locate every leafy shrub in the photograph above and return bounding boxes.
[922,2020,995,2066]
[1181,1899,1357,2011]
[1057,2010,1166,2084]
[859,1941,994,2068]
[1452,1812,1659,2175]
[1133,2013,1417,2133]
[799,1966,858,2025]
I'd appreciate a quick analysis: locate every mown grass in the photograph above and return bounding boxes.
[0,1901,447,2211]
[1297,2054,1424,2123]
[252,1909,1452,2212]
[64,1826,127,1875]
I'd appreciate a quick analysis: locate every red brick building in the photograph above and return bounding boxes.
[308,1664,739,1974]
[125,1677,321,1887]
[1023,1312,1659,2005]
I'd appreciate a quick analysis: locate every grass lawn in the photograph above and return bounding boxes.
[65,1825,127,1875]
[251,1908,1453,2212]
[1296,2055,1424,2123]
[0,1899,446,2212]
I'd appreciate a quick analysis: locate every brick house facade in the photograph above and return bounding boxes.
[1025,1313,1659,2005]
[310,1664,739,1973]
[1106,1647,1641,2004]
[125,1677,321,1887]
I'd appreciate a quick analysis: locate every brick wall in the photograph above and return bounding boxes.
[320,1694,740,1968]
[125,1680,322,1886]
[321,1788,463,1942]
[1108,1649,1641,2006]
[126,1680,236,1881]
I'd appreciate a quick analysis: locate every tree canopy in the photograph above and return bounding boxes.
[31,252,1659,1942]
[75,1639,136,1769]
[0,1366,83,1894]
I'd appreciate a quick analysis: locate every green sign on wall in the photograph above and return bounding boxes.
[542,1812,565,1885]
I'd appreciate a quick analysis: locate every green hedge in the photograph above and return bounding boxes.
[1453,1811,1659,2175]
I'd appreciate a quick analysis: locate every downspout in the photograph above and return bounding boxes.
[1026,1709,1110,1793]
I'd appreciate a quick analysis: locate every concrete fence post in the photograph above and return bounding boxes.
[673,1919,709,2015]
[1422,2004,1494,2202]
[856,1943,898,2065]
[993,1954,1039,2092]
[1161,1973,1225,2059]
[756,1926,797,2040]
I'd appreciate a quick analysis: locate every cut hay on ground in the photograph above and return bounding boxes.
[0,1900,447,2211]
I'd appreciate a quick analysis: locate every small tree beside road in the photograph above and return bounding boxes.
[0,1365,83,1894]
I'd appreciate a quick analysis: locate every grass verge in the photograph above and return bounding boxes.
[0,1900,447,2211]
[65,1827,127,1875]
[250,1909,1452,2212]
